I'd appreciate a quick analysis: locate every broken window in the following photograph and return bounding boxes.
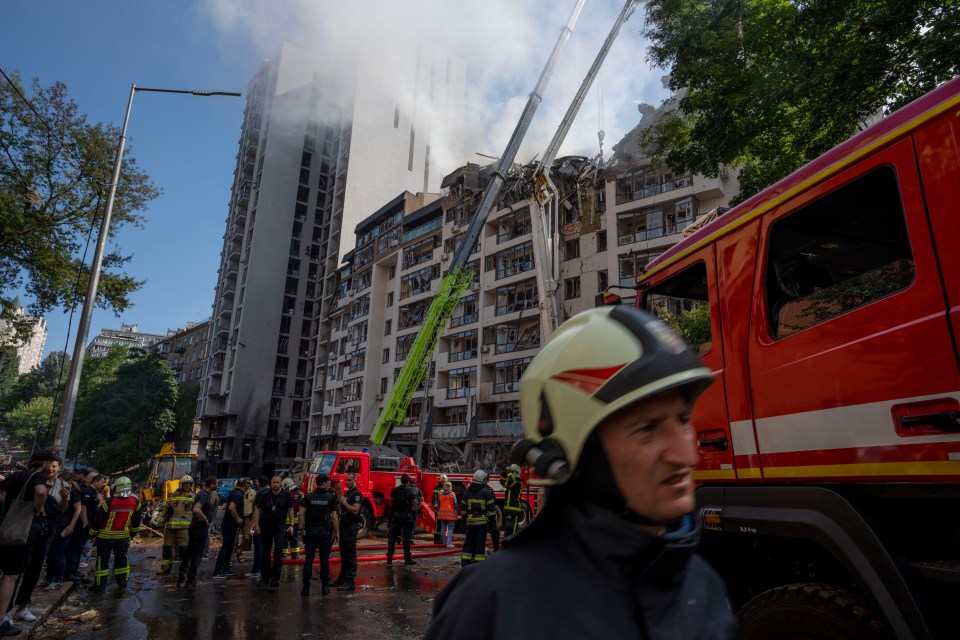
[495,279,539,316]
[494,357,532,394]
[446,366,477,399]
[497,207,532,244]
[448,330,478,362]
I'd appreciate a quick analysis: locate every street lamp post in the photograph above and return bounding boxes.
[52,84,241,459]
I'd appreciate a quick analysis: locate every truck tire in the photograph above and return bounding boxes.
[739,583,890,640]
[518,501,532,529]
[357,506,375,540]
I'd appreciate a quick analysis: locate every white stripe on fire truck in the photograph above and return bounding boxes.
[730,421,757,456]
[754,392,960,454]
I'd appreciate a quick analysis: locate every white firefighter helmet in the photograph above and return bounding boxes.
[515,306,712,483]
[507,464,521,475]
[115,476,133,494]
[179,474,194,485]
[281,477,296,491]
[472,470,488,484]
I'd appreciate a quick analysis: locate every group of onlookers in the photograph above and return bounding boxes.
[0,450,109,637]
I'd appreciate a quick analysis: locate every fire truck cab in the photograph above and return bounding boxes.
[635,77,960,639]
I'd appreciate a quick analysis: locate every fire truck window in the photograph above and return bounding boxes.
[642,262,713,354]
[336,458,359,474]
[765,165,915,339]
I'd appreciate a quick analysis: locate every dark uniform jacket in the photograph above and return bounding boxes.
[426,497,737,640]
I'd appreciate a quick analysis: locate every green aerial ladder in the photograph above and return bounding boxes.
[371,0,637,446]
[369,0,587,445]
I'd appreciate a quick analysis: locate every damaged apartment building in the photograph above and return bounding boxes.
[313,116,737,472]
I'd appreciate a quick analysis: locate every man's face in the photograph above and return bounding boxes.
[595,389,699,524]
[47,460,60,479]
[345,474,356,489]
[271,476,282,492]
[320,480,331,492]
[93,478,105,491]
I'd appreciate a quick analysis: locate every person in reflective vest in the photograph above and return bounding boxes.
[282,478,302,558]
[437,481,459,548]
[431,474,448,543]
[460,470,494,567]
[89,476,143,593]
[500,464,524,536]
[157,475,194,575]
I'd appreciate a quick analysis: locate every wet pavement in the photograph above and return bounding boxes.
[68,539,463,640]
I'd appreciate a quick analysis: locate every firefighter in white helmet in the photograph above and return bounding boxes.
[426,307,737,639]
[459,470,495,567]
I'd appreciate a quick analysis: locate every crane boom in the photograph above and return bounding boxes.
[531,0,640,338]
[370,0,587,446]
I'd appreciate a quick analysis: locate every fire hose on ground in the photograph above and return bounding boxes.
[280,541,493,565]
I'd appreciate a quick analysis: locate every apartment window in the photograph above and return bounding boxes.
[297,185,310,204]
[444,232,480,255]
[343,377,363,403]
[399,299,430,330]
[389,266,396,279]
[614,166,692,204]
[400,264,440,300]
[349,294,370,321]
[380,377,388,394]
[396,334,416,361]
[494,357,532,394]
[563,238,580,261]
[346,349,366,374]
[665,199,698,235]
[496,207,531,244]
[597,230,607,252]
[492,322,540,354]
[617,207,664,245]
[277,336,289,355]
[619,251,661,281]
[384,319,392,336]
[450,294,478,327]
[495,278,539,316]
[598,270,609,294]
[269,398,282,418]
[383,348,390,364]
[496,401,520,421]
[348,321,368,345]
[403,236,438,270]
[763,166,915,339]
[272,377,287,396]
[447,366,477,399]
[489,241,534,280]
[564,276,581,300]
[449,330,478,362]
[274,356,289,376]
[342,406,360,431]
[287,259,301,277]
[387,292,394,307]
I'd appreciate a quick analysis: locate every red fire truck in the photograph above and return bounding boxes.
[301,445,538,539]
[629,77,960,639]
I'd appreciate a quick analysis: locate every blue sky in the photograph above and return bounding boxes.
[3,0,668,360]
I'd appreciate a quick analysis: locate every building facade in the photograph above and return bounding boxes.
[0,305,47,374]
[86,324,167,359]
[314,116,738,471]
[199,41,465,477]
[155,320,210,385]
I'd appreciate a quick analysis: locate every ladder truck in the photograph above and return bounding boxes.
[370,0,638,447]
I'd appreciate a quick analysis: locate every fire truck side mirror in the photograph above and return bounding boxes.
[595,291,622,307]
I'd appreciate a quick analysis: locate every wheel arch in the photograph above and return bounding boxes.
[696,485,930,640]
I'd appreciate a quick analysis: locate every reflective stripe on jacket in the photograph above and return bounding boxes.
[462,483,494,526]
[502,472,523,513]
[90,495,143,540]
[164,492,194,529]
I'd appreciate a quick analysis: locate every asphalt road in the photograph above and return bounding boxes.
[68,537,464,640]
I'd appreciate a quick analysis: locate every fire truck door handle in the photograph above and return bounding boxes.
[898,411,960,433]
[698,435,729,451]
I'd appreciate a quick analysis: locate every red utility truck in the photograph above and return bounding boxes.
[632,77,960,640]
[301,445,537,539]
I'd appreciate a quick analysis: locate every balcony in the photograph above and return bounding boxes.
[477,420,523,438]
[431,423,468,440]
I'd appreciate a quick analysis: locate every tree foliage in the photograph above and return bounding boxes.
[0,71,160,346]
[0,350,69,415]
[0,347,19,399]
[173,382,200,446]
[640,0,960,202]
[654,303,712,352]
[6,395,54,451]
[70,351,178,472]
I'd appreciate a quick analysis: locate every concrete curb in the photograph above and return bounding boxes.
[16,579,78,636]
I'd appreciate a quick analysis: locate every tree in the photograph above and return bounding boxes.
[6,396,54,451]
[70,351,178,472]
[173,382,201,446]
[0,346,19,399]
[0,71,160,346]
[640,0,960,202]
[0,350,69,414]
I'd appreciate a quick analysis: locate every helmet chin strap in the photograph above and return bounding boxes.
[566,433,664,527]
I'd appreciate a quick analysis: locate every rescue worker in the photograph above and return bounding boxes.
[437,481,459,548]
[431,473,447,544]
[89,476,143,593]
[177,476,217,588]
[298,474,339,596]
[425,307,738,639]
[251,475,295,588]
[460,470,494,566]
[385,474,420,566]
[239,477,255,563]
[157,475,194,575]
[281,477,302,559]
[331,471,363,591]
[213,477,246,579]
[500,464,524,536]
